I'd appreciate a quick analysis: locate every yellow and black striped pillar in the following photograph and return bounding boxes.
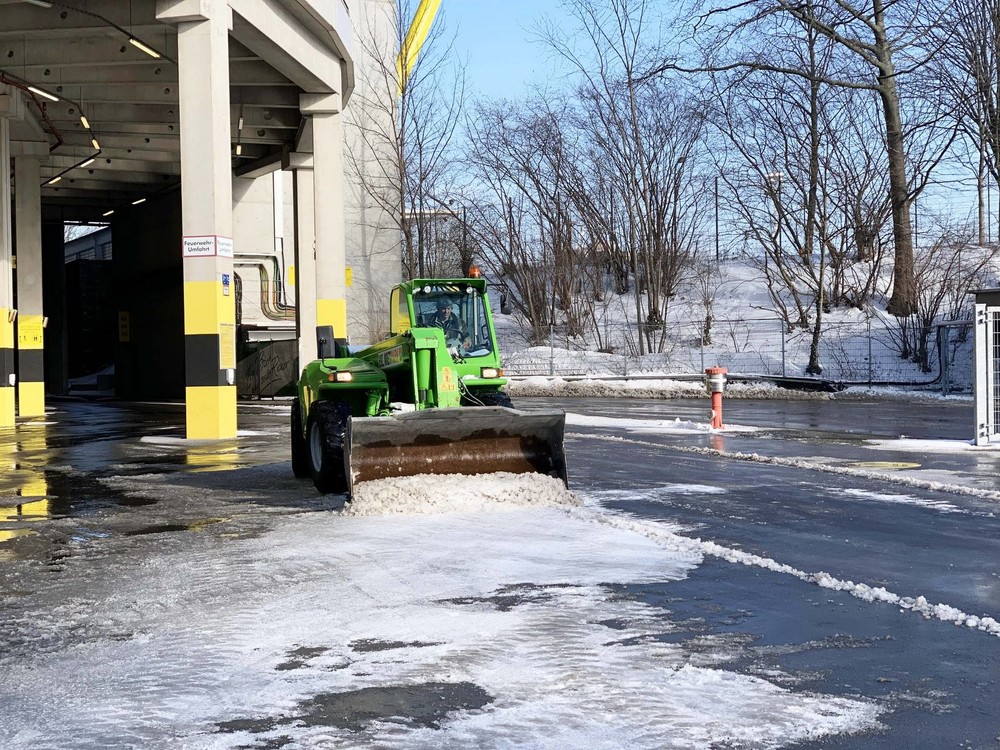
[0,312,13,428]
[0,113,14,428]
[171,5,237,439]
[16,315,44,416]
[14,156,45,417]
[183,263,236,438]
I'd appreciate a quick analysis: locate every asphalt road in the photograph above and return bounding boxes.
[546,395,1000,748]
[2,396,998,748]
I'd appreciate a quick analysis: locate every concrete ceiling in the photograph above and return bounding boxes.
[0,0,348,222]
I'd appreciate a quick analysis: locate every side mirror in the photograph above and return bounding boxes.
[500,293,512,315]
[316,325,336,359]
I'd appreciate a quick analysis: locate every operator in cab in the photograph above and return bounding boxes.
[432,300,471,350]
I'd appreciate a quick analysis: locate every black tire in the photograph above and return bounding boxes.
[463,389,514,408]
[307,400,350,495]
[290,397,310,479]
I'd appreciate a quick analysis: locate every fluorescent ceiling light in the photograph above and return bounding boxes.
[102,210,114,217]
[80,115,90,129]
[24,1,54,7]
[235,144,242,156]
[46,176,62,185]
[79,158,95,168]
[128,38,161,59]
[237,115,244,130]
[131,198,146,206]
[91,138,100,150]
[27,85,58,102]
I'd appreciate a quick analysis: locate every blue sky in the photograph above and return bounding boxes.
[444,1,562,100]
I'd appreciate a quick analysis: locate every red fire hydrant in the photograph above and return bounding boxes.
[705,366,728,429]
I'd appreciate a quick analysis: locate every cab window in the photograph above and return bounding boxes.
[390,288,411,334]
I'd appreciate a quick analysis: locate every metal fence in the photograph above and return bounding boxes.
[502,318,974,391]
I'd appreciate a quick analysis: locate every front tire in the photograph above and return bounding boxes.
[463,389,514,408]
[307,400,350,495]
[290,397,310,479]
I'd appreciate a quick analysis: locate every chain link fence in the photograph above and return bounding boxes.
[502,318,974,391]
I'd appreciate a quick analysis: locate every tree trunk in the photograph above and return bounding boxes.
[874,12,916,316]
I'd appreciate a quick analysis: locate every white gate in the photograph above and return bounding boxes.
[974,291,1000,445]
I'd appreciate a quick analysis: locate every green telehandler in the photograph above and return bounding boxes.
[291,275,568,496]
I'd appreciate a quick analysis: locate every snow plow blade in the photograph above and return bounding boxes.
[345,406,567,495]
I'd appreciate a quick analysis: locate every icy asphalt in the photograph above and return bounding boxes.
[1,395,999,748]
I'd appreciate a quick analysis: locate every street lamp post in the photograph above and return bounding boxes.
[714,174,720,263]
[461,205,469,276]
[765,172,783,269]
[449,199,471,276]
[673,157,686,258]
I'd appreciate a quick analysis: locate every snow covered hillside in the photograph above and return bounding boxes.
[494,261,978,390]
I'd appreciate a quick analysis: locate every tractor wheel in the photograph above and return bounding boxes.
[464,389,514,409]
[290,397,310,479]
[307,400,350,495]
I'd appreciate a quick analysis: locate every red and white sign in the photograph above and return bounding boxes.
[183,235,234,258]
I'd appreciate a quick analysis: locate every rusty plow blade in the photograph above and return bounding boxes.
[345,407,568,495]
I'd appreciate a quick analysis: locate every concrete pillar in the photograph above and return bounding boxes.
[293,167,317,366]
[160,1,237,439]
[14,156,44,417]
[0,114,13,428]
[301,94,348,340]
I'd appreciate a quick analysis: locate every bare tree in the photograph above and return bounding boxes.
[655,0,958,316]
[466,93,619,347]
[930,0,1000,245]
[539,0,706,354]
[886,218,997,370]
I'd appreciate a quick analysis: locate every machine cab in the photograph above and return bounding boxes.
[391,280,496,358]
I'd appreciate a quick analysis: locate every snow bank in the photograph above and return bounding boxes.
[839,386,971,403]
[864,437,997,454]
[344,472,579,516]
[507,376,830,400]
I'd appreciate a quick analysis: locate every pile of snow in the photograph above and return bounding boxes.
[344,472,579,516]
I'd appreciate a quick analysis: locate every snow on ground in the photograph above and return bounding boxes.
[566,412,758,434]
[840,488,963,514]
[865,437,999,453]
[0,472,883,749]
[495,260,975,387]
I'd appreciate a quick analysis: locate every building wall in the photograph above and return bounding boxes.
[343,0,402,345]
[227,1,402,350]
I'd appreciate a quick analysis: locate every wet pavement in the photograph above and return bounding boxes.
[1,394,999,748]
